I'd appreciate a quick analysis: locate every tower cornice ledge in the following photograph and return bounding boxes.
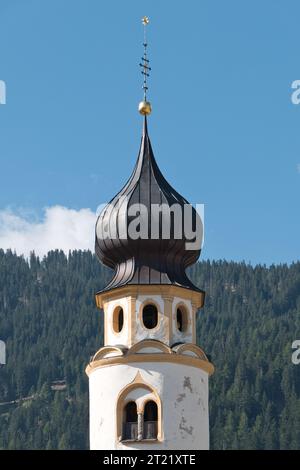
[95,284,205,310]
[85,350,214,377]
[85,340,214,376]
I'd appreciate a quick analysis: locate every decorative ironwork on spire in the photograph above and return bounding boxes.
[138,16,152,116]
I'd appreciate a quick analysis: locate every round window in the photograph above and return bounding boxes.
[113,306,124,333]
[142,304,158,329]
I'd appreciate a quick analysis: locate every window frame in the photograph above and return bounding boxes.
[139,299,161,332]
[112,305,124,334]
[117,380,163,443]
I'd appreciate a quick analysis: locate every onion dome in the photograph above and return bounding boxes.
[95,117,203,292]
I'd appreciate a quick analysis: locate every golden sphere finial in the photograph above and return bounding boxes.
[139,17,151,116]
[139,100,152,116]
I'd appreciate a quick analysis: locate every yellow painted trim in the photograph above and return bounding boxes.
[163,296,173,345]
[97,286,204,348]
[115,371,163,444]
[102,297,131,346]
[142,397,158,416]
[128,296,136,348]
[112,305,124,335]
[104,302,110,345]
[122,439,160,445]
[191,301,198,344]
[172,343,208,361]
[96,284,204,310]
[174,301,190,335]
[86,352,214,376]
[138,298,162,333]
[92,346,125,361]
[129,339,172,355]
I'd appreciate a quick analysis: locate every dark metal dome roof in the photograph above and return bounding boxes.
[95,117,203,292]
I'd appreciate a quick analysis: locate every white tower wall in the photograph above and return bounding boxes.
[89,362,209,450]
[87,285,213,450]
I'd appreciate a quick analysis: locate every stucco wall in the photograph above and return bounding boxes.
[104,294,194,349]
[105,297,129,346]
[89,362,209,450]
[171,296,193,345]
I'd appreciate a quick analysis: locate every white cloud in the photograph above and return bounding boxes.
[0,206,97,258]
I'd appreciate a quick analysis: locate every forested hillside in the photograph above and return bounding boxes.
[0,250,299,449]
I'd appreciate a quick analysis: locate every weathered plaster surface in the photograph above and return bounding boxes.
[89,362,209,450]
[104,294,195,348]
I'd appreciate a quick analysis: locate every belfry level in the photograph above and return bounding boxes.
[86,17,214,450]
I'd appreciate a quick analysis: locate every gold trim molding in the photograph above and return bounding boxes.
[116,371,163,444]
[96,284,205,310]
[86,351,214,377]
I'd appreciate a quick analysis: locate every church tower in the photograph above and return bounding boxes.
[86,18,214,450]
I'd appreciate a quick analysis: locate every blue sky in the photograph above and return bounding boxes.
[0,0,300,265]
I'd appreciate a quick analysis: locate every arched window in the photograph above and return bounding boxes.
[143,401,158,440]
[113,306,124,333]
[122,401,138,441]
[117,382,162,443]
[142,304,158,329]
[176,306,188,332]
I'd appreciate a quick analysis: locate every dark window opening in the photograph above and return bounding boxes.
[122,401,138,441]
[176,307,188,332]
[125,401,137,422]
[143,401,158,440]
[118,309,124,332]
[142,304,158,329]
[113,307,124,333]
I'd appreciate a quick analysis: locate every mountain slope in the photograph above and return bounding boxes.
[0,250,299,449]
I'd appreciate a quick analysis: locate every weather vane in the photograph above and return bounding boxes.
[138,16,152,116]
